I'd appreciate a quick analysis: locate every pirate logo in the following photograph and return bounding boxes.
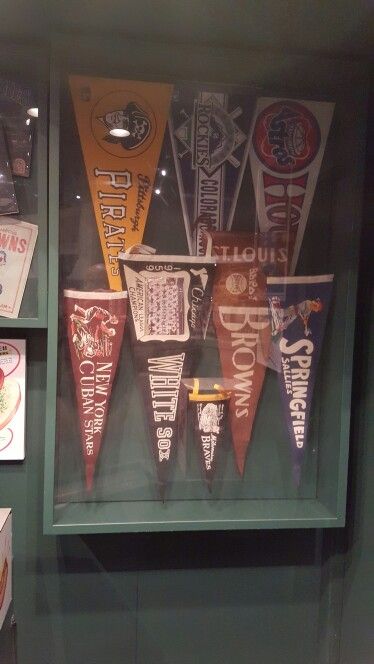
[269,296,323,338]
[98,102,151,150]
[174,93,246,176]
[91,90,156,158]
[253,100,321,174]
[70,304,119,360]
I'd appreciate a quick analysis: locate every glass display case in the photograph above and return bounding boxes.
[43,36,368,534]
[0,43,48,327]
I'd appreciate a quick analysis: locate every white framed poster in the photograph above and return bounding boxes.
[0,219,38,319]
[0,340,26,460]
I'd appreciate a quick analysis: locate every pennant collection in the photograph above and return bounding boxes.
[64,75,335,495]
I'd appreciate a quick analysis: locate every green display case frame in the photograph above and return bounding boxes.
[43,35,368,534]
[0,42,48,329]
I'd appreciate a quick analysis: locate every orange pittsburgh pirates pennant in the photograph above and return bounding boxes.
[69,75,173,290]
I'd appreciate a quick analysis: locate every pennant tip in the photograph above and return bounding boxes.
[158,481,168,502]
[85,465,95,492]
[292,464,302,487]
[235,457,246,478]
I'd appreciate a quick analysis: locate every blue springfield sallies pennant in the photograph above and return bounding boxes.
[267,274,333,485]
[169,83,255,255]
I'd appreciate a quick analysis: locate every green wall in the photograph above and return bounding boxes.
[0,4,372,661]
[339,79,374,664]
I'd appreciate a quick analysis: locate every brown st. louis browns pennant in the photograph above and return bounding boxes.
[212,260,271,476]
[249,97,334,274]
[69,75,173,290]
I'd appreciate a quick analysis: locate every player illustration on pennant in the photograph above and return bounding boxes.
[97,102,152,150]
[269,296,323,339]
[198,402,224,436]
[70,304,119,359]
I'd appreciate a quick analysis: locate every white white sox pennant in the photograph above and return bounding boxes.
[248,97,334,274]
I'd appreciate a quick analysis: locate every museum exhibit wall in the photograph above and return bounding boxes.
[0,3,373,662]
